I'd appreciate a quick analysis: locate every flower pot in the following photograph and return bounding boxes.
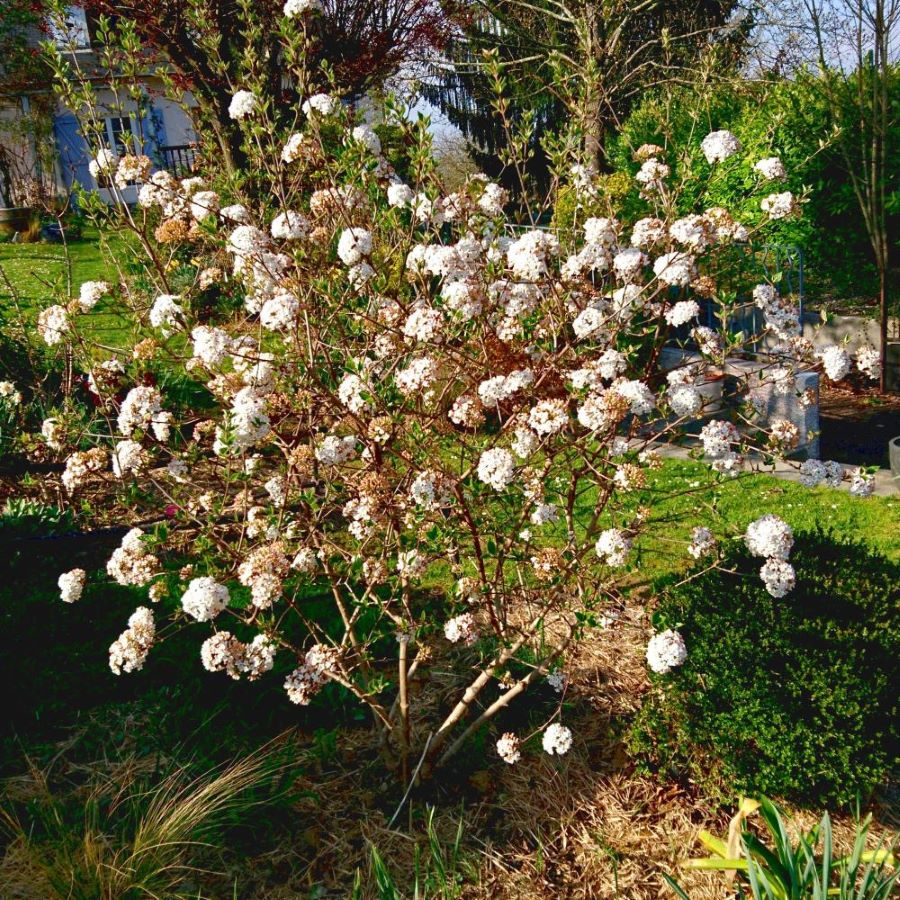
[885,342,900,393]
[889,436,900,493]
[0,206,33,236]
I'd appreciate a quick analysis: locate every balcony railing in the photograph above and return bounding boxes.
[158,144,197,177]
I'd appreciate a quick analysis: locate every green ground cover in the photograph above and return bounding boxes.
[0,229,135,347]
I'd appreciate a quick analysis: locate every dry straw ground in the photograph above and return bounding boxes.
[1,593,895,898]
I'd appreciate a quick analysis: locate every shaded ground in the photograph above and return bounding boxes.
[818,385,900,468]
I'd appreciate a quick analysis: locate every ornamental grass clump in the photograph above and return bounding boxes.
[631,529,899,808]
[27,3,884,781]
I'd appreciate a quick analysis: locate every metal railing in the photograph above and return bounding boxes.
[158,144,197,177]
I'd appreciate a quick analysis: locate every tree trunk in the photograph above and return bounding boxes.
[879,266,890,393]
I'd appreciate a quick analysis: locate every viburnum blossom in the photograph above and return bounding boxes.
[759,557,796,598]
[700,130,741,163]
[646,629,687,674]
[687,527,715,559]
[754,157,786,180]
[181,576,230,622]
[444,612,478,645]
[541,722,573,755]
[109,607,155,674]
[818,345,852,382]
[855,346,881,380]
[78,281,110,311]
[284,644,339,704]
[88,147,117,177]
[284,0,322,16]
[37,305,70,345]
[337,227,372,265]
[228,90,258,120]
[302,93,338,117]
[58,568,86,603]
[849,467,875,498]
[496,732,521,764]
[107,528,159,586]
[745,514,793,560]
[595,528,632,567]
[761,191,798,219]
[665,300,700,327]
[477,448,516,491]
[653,252,694,286]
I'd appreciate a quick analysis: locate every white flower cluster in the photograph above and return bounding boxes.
[78,280,110,311]
[653,252,695,287]
[444,612,478,645]
[754,157,786,180]
[506,230,559,281]
[117,386,164,437]
[201,632,276,680]
[849,467,875,498]
[107,528,159,586]
[699,419,741,473]
[112,439,147,477]
[228,90,258,120]
[687,526,716,559]
[315,434,357,465]
[109,607,155,674]
[61,447,107,492]
[0,381,21,405]
[284,644,340,704]
[760,191,797,220]
[37,305,70,345]
[745,514,795,598]
[496,732,522,764]
[58,568,86,603]
[477,447,516,491]
[181,576,230,622]
[818,345,852,382]
[302,93,338,117]
[701,130,741,164]
[646,629,687,674]
[752,283,800,341]
[88,147,117,177]
[214,387,271,455]
[284,0,321,16]
[149,294,184,335]
[665,300,700,327]
[595,528,632,567]
[237,544,289,609]
[855,347,881,380]
[541,722,573,755]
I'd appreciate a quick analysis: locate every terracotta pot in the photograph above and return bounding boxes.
[0,206,33,233]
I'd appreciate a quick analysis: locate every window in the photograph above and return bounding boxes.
[94,116,141,188]
[51,6,91,49]
[105,116,139,158]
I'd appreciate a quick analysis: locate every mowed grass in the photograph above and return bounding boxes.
[0,229,136,347]
[630,458,900,582]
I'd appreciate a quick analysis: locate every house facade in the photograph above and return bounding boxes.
[0,4,198,207]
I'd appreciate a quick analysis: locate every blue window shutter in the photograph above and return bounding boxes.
[141,106,168,169]
[53,113,93,191]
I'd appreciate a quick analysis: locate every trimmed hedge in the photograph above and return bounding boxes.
[630,529,899,808]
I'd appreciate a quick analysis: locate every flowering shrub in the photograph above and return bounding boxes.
[26,5,882,778]
[631,529,899,807]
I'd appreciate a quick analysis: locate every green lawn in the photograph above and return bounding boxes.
[638,459,900,575]
[0,229,135,348]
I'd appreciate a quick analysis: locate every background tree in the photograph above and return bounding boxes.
[49,0,450,174]
[804,0,899,392]
[0,1,55,208]
[423,0,749,195]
